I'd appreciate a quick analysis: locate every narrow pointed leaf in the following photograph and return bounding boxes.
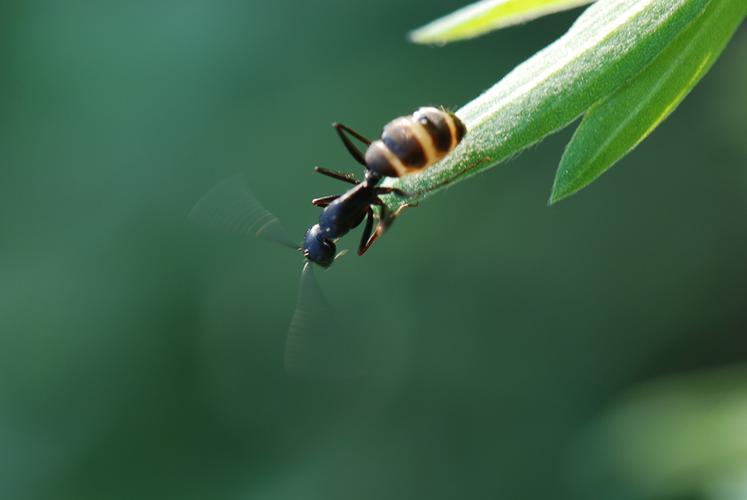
[410,0,595,45]
[384,0,711,208]
[550,0,747,203]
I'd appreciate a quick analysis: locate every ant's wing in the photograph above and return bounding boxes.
[189,174,298,250]
[285,262,364,378]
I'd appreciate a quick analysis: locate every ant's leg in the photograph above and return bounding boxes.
[374,186,410,198]
[359,201,388,256]
[333,123,371,167]
[372,197,413,230]
[334,123,372,145]
[314,166,358,185]
[359,198,412,255]
[383,201,413,226]
[359,221,384,256]
[357,208,375,256]
[311,194,340,207]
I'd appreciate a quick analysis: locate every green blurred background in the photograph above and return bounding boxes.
[1,2,745,499]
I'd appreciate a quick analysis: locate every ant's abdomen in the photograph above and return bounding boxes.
[364,107,466,178]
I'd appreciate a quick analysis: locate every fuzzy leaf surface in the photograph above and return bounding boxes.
[384,0,711,209]
[551,0,747,203]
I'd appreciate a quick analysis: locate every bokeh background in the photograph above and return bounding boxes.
[1,2,745,499]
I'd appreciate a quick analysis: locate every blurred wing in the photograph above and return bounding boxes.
[189,174,298,250]
[285,262,364,378]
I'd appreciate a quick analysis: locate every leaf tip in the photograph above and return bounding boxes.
[547,188,568,206]
[407,27,443,45]
[407,29,423,44]
[548,170,584,205]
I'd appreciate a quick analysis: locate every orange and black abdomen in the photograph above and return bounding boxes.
[364,107,466,178]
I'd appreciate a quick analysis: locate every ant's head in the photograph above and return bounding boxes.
[302,224,336,268]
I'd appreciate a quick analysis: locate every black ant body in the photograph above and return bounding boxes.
[303,107,466,267]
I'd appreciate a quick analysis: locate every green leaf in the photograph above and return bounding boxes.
[550,0,747,204]
[384,0,711,209]
[410,0,595,45]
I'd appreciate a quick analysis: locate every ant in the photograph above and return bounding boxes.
[303,107,466,267]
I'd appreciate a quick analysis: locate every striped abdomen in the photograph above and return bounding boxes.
[364,107,467,178]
